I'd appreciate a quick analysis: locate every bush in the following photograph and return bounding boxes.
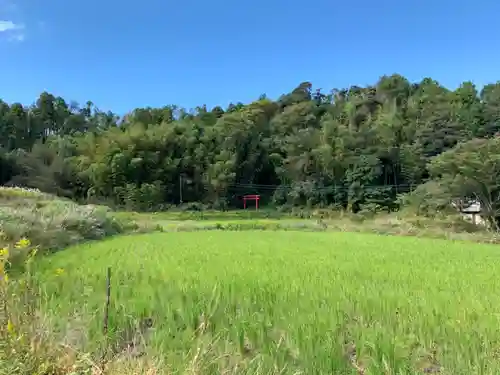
[179,201,208,212]
[0,187,131,256]
[398,181,454,217]
[114,181,166,212]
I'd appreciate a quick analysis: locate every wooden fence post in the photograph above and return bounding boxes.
[103,267,111,335]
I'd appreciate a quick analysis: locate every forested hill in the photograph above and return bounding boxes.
[1,74,500,214]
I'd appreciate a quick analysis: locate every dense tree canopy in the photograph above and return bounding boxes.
[1,74,500,216]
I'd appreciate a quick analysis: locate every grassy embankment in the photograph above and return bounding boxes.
[0,186,152,374]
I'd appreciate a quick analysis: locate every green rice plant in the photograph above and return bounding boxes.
[33,231,500,374]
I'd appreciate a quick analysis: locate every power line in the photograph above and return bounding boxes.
[224,182,416,192]
[178,180,417,196]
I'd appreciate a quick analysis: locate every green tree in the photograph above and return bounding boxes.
[428,137,500,229]
[0,74,496,216]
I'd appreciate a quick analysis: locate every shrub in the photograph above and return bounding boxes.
[0,187,130,257]
[398,181,454,217]
[179,201,207,212]
[114,181,166,212]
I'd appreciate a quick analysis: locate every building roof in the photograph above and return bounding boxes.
[461,201,481,213]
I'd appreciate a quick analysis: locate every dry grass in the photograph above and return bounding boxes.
[0,187,157,263]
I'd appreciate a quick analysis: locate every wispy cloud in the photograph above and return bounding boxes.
[0,0,27,42]
[0,20,18,31]
[0,20,25,42]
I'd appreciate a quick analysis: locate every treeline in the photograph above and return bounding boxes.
[1,74,500,219]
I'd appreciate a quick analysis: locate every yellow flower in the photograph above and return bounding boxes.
[6,319,14,334]
[15,238,31,249]
[0,247,9,258]
[55,268,65,276]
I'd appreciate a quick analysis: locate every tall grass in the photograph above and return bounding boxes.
[29,231,500,374]
[0,187,151,257]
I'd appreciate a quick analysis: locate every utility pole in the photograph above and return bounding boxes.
[179,175,183,204]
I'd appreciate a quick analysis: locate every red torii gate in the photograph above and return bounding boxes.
[242,194,260,210]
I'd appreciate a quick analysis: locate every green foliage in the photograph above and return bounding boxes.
[114,181,166,211]
[428,137,500,228]
[0,187,133,255]
[1,76,500,215]
[399,181,454,217]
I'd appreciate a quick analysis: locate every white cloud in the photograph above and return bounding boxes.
[0,0,27,42]
[0,20,19,31]
[0,20,25,42]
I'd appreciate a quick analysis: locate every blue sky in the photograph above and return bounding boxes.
[0,0,499,114]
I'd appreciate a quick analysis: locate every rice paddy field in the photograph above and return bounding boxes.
[36,231,500,374]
